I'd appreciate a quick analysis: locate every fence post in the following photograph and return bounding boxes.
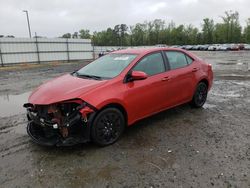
[66,38,70,63]
[35,32,40,64]
[92,42,95,59]
[0,40,3,66]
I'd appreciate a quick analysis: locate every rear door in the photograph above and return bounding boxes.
[163,51,197,107]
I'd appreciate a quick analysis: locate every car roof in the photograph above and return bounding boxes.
[111,47,185,55]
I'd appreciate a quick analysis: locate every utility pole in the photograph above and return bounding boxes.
[23,10,32,38]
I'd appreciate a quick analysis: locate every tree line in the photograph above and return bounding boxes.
[62,10,250,46]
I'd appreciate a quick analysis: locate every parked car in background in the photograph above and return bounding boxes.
[244,44,250,50]
[171,45,180,48]
[238,44,245,50]
[192,45,201,50]
[199,45,209,51]
[229,44,240,51]
[24,48,213,147]
[184,45,193,50]
[217,44,228,51]
[165,43,250,51]
[208,45,217,51]
[155,44,168,47]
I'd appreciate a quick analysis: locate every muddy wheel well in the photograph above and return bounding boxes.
[199,79,209,88]
[99,103,128,126]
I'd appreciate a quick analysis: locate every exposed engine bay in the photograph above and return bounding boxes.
[24,100,95,146]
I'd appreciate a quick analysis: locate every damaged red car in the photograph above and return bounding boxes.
[24,48,213,146]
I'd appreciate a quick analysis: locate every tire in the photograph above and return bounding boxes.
[91,108,125,146]
[191,82,208,108]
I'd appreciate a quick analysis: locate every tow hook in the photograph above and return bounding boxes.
[80,106,95,123]
[83,116,88,123]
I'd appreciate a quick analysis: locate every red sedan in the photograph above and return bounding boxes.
[24,48,213,146]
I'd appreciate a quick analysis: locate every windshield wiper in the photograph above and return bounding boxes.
[76,73,103,80]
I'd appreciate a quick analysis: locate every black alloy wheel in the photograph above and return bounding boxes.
[191,82,208,108]
[91,108,125,146]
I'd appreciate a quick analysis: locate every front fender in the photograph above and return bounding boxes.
[95,98,127,111]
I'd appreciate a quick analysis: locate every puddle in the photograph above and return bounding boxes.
[237,62,244,65]
[211,91,242,98]
[234,81,250,87]
[218,62,237,65]
[203,103,217,109]
[0,92,31,117]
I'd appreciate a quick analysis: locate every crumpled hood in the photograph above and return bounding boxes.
[29,74,107,105]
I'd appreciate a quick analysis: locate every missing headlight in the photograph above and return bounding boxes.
[24,100,96,146]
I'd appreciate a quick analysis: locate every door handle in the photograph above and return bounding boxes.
[192,67,200,72]
[161,76,170,81]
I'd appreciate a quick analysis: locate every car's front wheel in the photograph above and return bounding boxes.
[191,82,208,108]
[91,108,125,146]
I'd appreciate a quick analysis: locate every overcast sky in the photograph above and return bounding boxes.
[0,0,250,38]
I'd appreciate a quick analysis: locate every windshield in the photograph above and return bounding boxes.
[76,53,137,79]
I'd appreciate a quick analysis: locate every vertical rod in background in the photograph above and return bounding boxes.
[35,32,40,64]
[23,10,32,38]
[26,12,32,38]
[66,38,70,63]
[92,42,95,60]
[0,40,4,66]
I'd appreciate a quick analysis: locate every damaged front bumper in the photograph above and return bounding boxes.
[24,100,96,146]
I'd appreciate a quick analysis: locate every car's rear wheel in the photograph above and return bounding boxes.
[91,108,125,146]
[191,82,208,108]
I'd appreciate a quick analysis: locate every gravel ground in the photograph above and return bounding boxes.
[0,51,249,188]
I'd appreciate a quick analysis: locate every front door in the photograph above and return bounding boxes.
[124,52,168,121]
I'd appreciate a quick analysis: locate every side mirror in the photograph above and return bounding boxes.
[130,71,148,81]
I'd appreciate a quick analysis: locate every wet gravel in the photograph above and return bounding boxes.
[0,52,249,187]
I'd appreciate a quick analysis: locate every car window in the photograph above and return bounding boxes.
[76,53,137,79]
[165,51,188,69]
[185,55,194,65]
[133,53,165,76]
